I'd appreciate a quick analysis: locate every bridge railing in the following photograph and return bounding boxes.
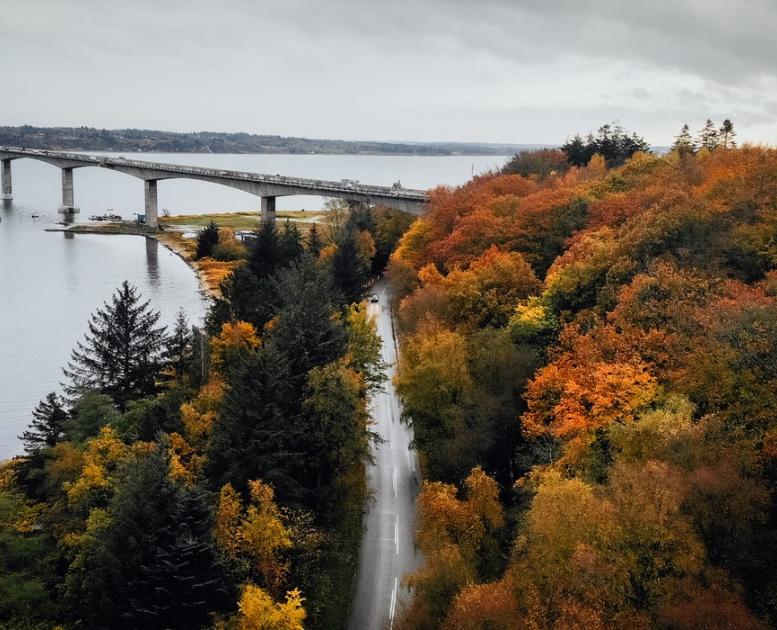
[0,146,427,201]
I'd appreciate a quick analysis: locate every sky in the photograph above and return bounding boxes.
[2,0,776,146]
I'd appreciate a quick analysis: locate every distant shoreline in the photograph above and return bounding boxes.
[0,125,537,157]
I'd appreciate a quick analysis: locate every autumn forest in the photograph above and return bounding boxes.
[2,119,777,629]
[390,124,777,628]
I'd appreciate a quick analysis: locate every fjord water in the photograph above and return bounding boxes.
[0,153,507,459]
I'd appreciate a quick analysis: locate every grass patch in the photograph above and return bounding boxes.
[156,231,240,297]
[161,210,328,230]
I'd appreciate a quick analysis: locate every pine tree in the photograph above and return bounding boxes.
[248,219,280,279]
[195,221,220,259]
[332,230,370,304]
[65,444,231,629]
[672,124,696,157]
[163,308,193,380]
[720,119,737,149]
[207,343,298,498]
[560,134,589,166]
[206,266,278,335]
[278,220,304,266]
[63,281,167,410]
[698,119,720,151]
[306,222,323,257]
[266,258,348,399]
[20,392,68,454]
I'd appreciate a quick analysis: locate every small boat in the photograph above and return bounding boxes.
[31,213,40,218]
[89,211,122,221]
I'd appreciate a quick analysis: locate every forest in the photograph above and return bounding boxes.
[3,117,777,629]
[0,204,412,629]
[389,120,777,628]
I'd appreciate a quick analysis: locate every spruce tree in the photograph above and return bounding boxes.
[195,221,220,259]
[248,219,280,278]
[306,222,323,257]
[278,219,304,266]
[672,124,696,157]
[332,230,370,304]
[63,281,167,410]
[65,445,230,629]
[698,119,720,151]
[163,308,193,380]
[206,266,278,335]
[720,119,737,149]
[561,134,588,166]
[207,343,301,499]
[20,392,68,454]
[266,258,348,398]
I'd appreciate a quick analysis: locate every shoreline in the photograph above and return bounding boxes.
[45,222,233,299]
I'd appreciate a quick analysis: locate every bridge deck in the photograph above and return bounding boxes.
[0,146,427,202]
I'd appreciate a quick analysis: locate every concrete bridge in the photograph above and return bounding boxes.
[0,146,427,227]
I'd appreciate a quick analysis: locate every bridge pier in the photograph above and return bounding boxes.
[1,159,12,200]
[261,196,276,223]
[58,167,78,213]
[144,180,158,228]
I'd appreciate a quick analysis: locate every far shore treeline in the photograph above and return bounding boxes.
[0,125,537,156]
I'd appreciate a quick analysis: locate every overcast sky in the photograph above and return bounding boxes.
[2,0,776,145]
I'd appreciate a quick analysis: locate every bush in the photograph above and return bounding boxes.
[195,221,220,259]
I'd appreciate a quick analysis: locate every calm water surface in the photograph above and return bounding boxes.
[0,153,507,458]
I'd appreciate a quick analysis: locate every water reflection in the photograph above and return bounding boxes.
[145,237,160,287]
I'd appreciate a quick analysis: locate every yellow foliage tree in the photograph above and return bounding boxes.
[214,480,292,590]
[66,427,128,506]
[180,375,225,446]
[210,320,261,371]
[235,584,305,630]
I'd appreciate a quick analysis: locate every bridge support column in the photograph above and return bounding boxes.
[58,167,78,213]
[144,180,158,229]
[1,159,12,200]
[261,196,276,223]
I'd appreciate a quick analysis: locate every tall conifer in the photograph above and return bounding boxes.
[63,281,166,410]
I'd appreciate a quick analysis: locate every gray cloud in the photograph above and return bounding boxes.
[0,0,775,145]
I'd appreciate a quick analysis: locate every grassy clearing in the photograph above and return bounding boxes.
[161,210,328,230]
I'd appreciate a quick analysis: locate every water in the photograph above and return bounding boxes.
[0,153,508,459]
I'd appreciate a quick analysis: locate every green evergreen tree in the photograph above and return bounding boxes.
[561,134,588,166]
[720,118,737,149]
[62,281,167,410]
[278,219,305,265]
[698,118,720,151]
[561,124,649,167]
[195,221,220,259]
[20,393,68,454]
[267,258,348,395]
[672,123,697,157]
[64,445,230,629]
[206,266,278,335]
[163,308,193,380]
[332,230,370,304]
[248,219,280,279]
[207,344,298,497]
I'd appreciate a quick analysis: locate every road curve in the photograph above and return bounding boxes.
[349,281,423,630]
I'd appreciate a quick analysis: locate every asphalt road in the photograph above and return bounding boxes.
[349,281,423,630]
